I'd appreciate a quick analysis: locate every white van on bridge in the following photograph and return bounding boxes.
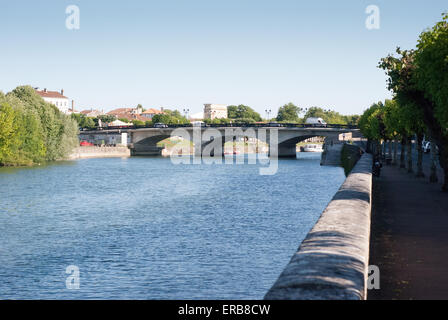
[305,117,327,127]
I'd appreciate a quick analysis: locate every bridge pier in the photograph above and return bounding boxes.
[131,144,164,156]
[277,145,297,158]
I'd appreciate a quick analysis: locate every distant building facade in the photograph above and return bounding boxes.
[35,88,71,114]
[141,108,164,119]
[204,104,227,120]
[80,109,104,118]
[107,105,163,122]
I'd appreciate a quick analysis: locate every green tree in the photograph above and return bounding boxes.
[0,102,17,163]
[303,107,356,125]
[345,115,361,126]
[1,86,76,166]
[413,13,448,184]
[276,103,302,122]
[97,114,116,124]
[414,13,448,130]
[227,105,262,122]
[359,102,386,156]
[71,113,96,129]
[132,120,145,126]
[152,113,173,124]
[152,109,189,125]
[379,44,447,189]
[383,99,403,166]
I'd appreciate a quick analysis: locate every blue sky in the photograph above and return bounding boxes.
[0,0,446,116]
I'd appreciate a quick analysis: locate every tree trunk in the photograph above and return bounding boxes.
[430,137,438,183]
[439,143,448,192]
[366,139,372,154]
[416,133,424,177]
[407,90,447,191]
[393,139,398,165]
[377,140,382,159]
[400,137,406,168]
[407,136,413,173]
[387,140,392,159]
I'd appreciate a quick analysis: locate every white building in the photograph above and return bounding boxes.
[35,88,71,114]
[141,108,164,119]
[203,104,227,120]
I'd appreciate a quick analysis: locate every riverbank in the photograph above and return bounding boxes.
[265,151,372,300]
[368,163,448,299]
[68,146,130,159]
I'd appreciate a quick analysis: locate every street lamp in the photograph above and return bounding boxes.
[265,109,272,122]
[183,108,190,119]
[301,108,308,118]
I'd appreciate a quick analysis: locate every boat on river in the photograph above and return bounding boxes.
[301,144,323,152]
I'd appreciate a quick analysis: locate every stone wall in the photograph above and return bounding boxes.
[265,153,372,300]
[320,143,343,166]
[341,143,364,176]
[68,146,131,159]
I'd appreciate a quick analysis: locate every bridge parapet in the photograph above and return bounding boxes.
[265,152,372,300]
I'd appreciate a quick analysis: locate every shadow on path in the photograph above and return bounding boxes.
[368,163,448,299]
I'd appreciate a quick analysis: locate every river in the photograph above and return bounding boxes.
[0,153,345,299]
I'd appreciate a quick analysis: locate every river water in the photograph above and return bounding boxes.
[0,153,345,299]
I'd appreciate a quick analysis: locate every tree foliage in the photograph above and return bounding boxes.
[304,107,359,125]
[374,13,448,190]
[151,109,189,125]
[71,113,96,129]
[97,114,116,124]
[276,103,302,122]
[227,105,262,122]
[0,86,78,166]
[359,102,386,141]
[414,13,448,129]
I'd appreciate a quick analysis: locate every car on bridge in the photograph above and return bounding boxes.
[191,121,206,127]
[153,123,168,128]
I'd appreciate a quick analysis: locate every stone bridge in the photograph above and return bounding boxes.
[128,126,359,157]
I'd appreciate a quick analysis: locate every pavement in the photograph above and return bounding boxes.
[368,152,448,300]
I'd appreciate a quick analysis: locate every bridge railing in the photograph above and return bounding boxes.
[80,123,358,132]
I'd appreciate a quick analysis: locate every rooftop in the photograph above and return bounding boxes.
[35,89,67,99]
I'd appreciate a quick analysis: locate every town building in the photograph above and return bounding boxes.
[108,119,133,127]
[141,108,164,119]
[107,105,162,122]
[203,104,227,120]
[35,88,71,114]
[80,109,104,118]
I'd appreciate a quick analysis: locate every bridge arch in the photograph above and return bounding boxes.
[129,127,353,157]
[132,134,172,156]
